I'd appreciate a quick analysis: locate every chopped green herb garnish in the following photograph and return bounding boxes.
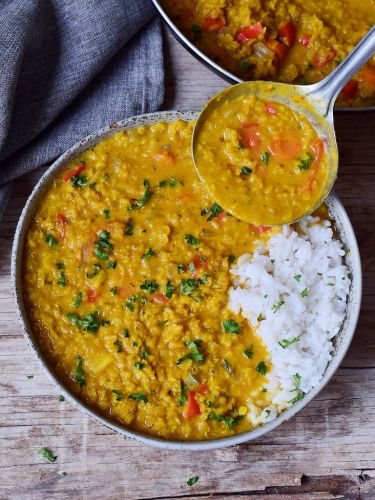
[104,173,110,181]
[114,339,123,353]
[223,359,233,375]
[256,361,267,375]
[58,395,65,402]
[123,328,130,338]
[166,281,174,299]
[327,282,335,286]
[239,60,251,71]
[272,300,285,313]
[128,393,148,403]
[45,234,58,247]
[223,319,240,334]
[241,166,252,175]
[187,476,199,487]
[257,313,266,322]
[243,345,254,358]
[298,152,313,171]
[125,294,146,311]
[202,202,224,222]
[103,209,110,219]
[158,177,181,187]
[294,274,302,282]
[38,448,57,463]
[140,280,159,294]
[141,349,149,359]
[75,356,86,388]
[57,271,66,287]
[106,261,117,269]
[180,278,199,296]
[184,234,200,247]
[110,286,118,295]
[112,389,124,401]
[301,288,309,297]
[307,63,314,70]
[86,263,101,278]
[261,151,270,165]
[26,375,34,379]
[177,339,204,365]
[207,412,244,430]
[141,248,155,259]
[194,295,204,303]
[93,230,113,260]
[134,362,145,370]
[178,382,188,406]
[279,337,300,349]
[228,255,236,264]
[66,312,107,333]
[128,180,153,211]
[124,219,134,236]
[288,372,305,404]
[70,175,87,187]
[56,263,65,270]
[188,262,196,274]
[177,264,185,274]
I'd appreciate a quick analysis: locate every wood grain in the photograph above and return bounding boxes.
[1,29,375,500]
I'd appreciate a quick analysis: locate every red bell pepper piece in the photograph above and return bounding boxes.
[265,39,288,60]
[341,80,358,100]
[278,21,296,46]
[63,163,86,182]
[236,22,263,43]
[185,391,201,418]
[202,16,225,32]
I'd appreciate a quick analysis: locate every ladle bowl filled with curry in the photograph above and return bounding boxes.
[12,111,362,450]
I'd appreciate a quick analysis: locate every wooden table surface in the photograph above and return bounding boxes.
[1,30,375,500]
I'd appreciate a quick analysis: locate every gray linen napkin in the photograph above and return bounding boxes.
[0,0,165,219]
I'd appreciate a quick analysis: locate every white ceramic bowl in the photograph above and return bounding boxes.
[12,111,362,450]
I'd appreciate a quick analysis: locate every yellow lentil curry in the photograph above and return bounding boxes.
[194,93,329,225]
[23,120,277,441]
[160,0,375,107]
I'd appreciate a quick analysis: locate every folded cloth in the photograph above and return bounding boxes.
[0,0,165,219]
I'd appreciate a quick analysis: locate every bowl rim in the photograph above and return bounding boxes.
[150,0,375,113]
[11,110,363,451]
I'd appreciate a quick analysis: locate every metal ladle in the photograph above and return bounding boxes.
[192,26,375,225]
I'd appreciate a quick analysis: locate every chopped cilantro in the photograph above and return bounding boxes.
[124,219,134,236]
[56,262,65,270]
[103,209,110,219]
[187,476,199,487]
[58,395,65,402]
[140,280,159,294]
[301,288,309,297]
[158,177,181,187]
[75,356,86,388]
[201,202,224,222]
[298,152,313,171]
[180,278,199,296]
[134,362,145,370]
[123,328,130,338]
[166,281,174,299]
[256,361,267,375]
[288,372,305,404]
[141,248,155,259]
[128,393,148,403]
[93,230,113,260]
[184,234,200,247]
[112,389,124,401]
[327,282,335,286]
[110,286,118,295]
[177,339,204,365]
[128,180,153,211]
[279,337,300,349]
[38,447,57,463]
[45,234,58,247]
[125,294,146,311]
[86,263,101,278]
[70,175,87,187]
[241,166,252,175]
[104,173,110,181]
[257,313,266,322]
[57,271,66,287]
[106,261,117,269]
[261,151,270,165]
[66,311,107,333]
[141,349,149,359]
[178,382,188,406]
[114,339,123,353]
[228,255,236,264]
[207,412,244,430]
[243,345,254,358]
[294,274,302,282]
[26,374,34,379]
[223,359,233,375]
[223,319,240,334]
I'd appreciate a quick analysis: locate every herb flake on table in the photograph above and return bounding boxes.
[38,447,57,463]
[58,395,65,402]
[187,476,199,487]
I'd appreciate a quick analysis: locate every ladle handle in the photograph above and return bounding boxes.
[308,25,375,117]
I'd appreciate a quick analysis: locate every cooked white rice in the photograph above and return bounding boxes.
[228,216,350,426]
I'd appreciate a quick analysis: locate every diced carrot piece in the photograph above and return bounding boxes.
[341,80,358,100]
[236,22,263,43]
[185,391,201,417]
[87,288,98,303]
[56,213,68,238]
[361,65,375,86]
[63,163,86,182]
[278,21,296,46]
[265,102,277,115]
[193,383,209,394]
[251,224,272,233]
[269,138,301,159]
[310,138,325,161]
[202,16,225,32]
[154,151,175,163]
[265,38,288,60]
[153,293,170,304]
[313,50,335,68]
[240,123,261,152]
